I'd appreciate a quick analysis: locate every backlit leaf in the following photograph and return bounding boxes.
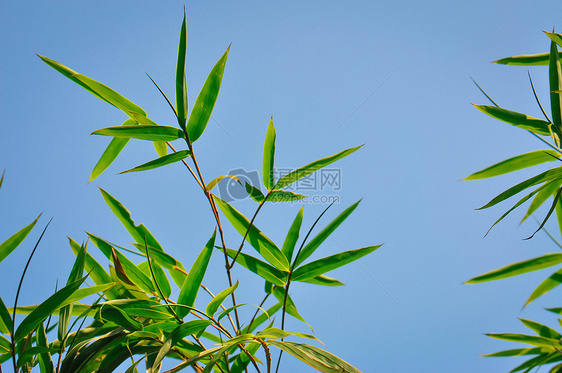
[473,105,550,136]
[206,281,238,316]
[268,190,307,203]
[186,46,230,142]
[92,125,185,142]
[274,145,362,189]
[463,150,560,180]
[222,248,287,286]
[549,37,562,138]
[0,214,41,263]
[524,267,562,307]
[206,175,241,192]
[466,253,562,283]
[176,9,188,127]
[263,117,276,190]
[494,53,552,66]
[119,150,191,174]
[282,207,303,262]
[486,333,561,349]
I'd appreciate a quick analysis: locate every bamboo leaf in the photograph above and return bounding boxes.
[242,302,282,334]
[214,196,289,270]
[282,207,303,262]
[549,36,562,137]
[478,166,562,210]
[268,341,362,373]
[0,214,41,263]
[119,150,191,174]
[494,53,552,66]
[222,248,287,286]
[90,119,137,182]
[0,297,12,334]
[274,145,362,189]
[138,261,172,299]
[524,267,562,307]
[473,105,551,136]
[245,182,265,203]
[301,274,344,286]
[176,9,188,128]
[486,333,561,349]
[521,180,562,224]
[91,125,185,142]
[186,46,230,142]
[37,54,114,105]
[100,304,143,331]
[293,245,381,282]
[177,231,216,318]
[272,287,308,325]
[466,253,562,284]
[59,241,87,341]
[482,347,546,357]
[546,32,562,49]
[268,190,308,203]
[206,175,241,192]
[206,281,238,316]
[263,117,276,190]
[0,335,9,355]
[464,150,561,180]
[99,188,163,251]
[36,323,55,373]
[152,320,213,371]
[14,275,87,342]
[294,200,361,268]
[520,318,562,339]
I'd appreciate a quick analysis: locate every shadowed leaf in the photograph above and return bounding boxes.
[222,248,287,286]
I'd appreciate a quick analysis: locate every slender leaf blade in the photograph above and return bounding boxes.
[177,231,216,318]
[245,182,265,203]
[222,248,287,286]
[464,150,561,180]
[473,105,551,135]
[206,281,238,316]
[263,117,276,190]
[486,333,561,349]
[293,245,381,282]
[268,190,307,203]
[282,207,303,262]
[520,318,562,339]
[302,274,344,286]
[524,267,562,307]
[274,145,363,189]
[0,214,41,263]
[549,37,562,136]
[494,53,551,66]
[176,9,188,127]
[92,125,185,142]
[119,150,191,174]
[466,253,562,284]
[0,297,12,334]
[186,46,230,142]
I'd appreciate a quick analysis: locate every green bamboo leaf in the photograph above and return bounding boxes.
[242,302,282,334]
[130,242,187,288]
[0,214,41,263]
[294,200,361,268]
[549,37,562,137]
[186,46,230,142]
[466,253,562,284]
[0,335,9,355]
[176,9,188,128]
[482,347,546,357]
[99,188,163,251]
[524,267,562,307]
[486,333,561,349]
[36,323,55,373]
[59,241,87,341]
[521,180,562,224]
[473,105,551,136]
[151,319,213,371]
[218,304,248,322]
[463,150,561,180]
[274,145,362,189]
[478,166,562,210]
[256,327,319,342]
[222,248,287,286]
[206,281,239,316]
[14,275,87,342]
[177,231,216,318]
[202,345,237,373]
[282,207,304,261]
[301,274,344,286]
[547,32,562,49]
[101,299,175,320]
[91,125,185,142]
[268,190,308,203]
[37,54,114,105]
[520,318,562,339]
[272,287,308,325]
[100,304,143,331]
[268,341,362,373]
[89,119,137,182]
[230,343,261,373]
[263,117,276,190]
[0,297,11,334]
[494,53,552,66]
[138,261,172,299]
[245,182,266,203]
[119,150,191,174]
[73,73,147,117]
[214,196,289,270]
[293,245,381,282]
[206,175,241,192]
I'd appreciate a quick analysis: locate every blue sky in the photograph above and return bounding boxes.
[2,1,562,372]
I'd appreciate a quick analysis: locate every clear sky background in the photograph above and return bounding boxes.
[2,1,562,372]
